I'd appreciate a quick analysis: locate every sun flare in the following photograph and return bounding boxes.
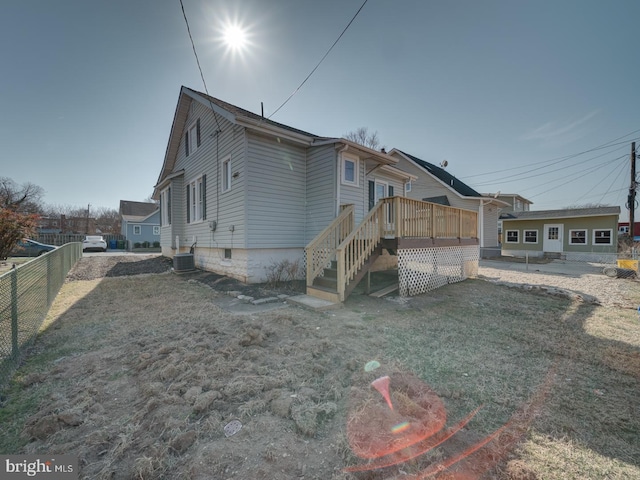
[222,24,247,51]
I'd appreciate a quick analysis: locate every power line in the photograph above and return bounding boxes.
[462,129,640,180]
[268,0,369,119]
[179,0,222,132]
[472,149,630,188]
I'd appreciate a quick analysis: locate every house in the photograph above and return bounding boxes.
[153,87,480,301]
[617,221,640,240]
[501,206,620,261]
[387,150,509,250]
[38,215,97,234]
[482,193,533,243]
[119,200,160,249]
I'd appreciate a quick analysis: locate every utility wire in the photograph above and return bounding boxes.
[268,0,369,119]
[179,0,223,132]
[472,149,629,188]
[462,129,640,180]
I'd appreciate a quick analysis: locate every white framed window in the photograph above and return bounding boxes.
[133,225,141,235]
[523,230,538,244]
[187,176,205,223]
[185,118,201,157]
[341,154,359,186]
[153,226,160,235]
[160,187,171,226]
[222,157,232,192]
[505,230,519,243]
[569,229,587,245]
[593,229,612,245]
[405,180,412,194]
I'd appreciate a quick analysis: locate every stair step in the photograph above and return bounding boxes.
[314,276,337,289]
[306,286,341,303]
[323,267,337,279]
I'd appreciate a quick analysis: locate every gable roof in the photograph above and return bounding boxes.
[391,150,483,196]
[501,206,620,221]
[119,200,158,217]
[154,86,409,196]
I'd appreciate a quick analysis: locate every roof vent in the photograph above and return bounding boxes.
[173,253,195,273]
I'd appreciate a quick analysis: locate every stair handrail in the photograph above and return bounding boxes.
[335,200,385,301]
[305,204,355,287]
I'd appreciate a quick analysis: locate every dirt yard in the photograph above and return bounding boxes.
[2,256,639,480]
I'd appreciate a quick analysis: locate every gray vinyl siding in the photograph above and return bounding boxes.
[245,132,307,248]
[174,100,247,249]
[306,144,337,243]
[483,203,499,247]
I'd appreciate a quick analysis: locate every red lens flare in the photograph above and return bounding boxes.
[345,364,555,478]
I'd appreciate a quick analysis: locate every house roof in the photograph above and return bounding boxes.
[501,206,620,221]
[119,200,158,217]
[183,87,322,139]
[482,193,533,205]
[396,150,481,197]
[154,86,407,196]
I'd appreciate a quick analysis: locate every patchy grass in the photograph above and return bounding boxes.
[0,274,638,479]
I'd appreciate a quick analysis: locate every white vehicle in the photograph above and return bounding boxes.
[83,235,107,252]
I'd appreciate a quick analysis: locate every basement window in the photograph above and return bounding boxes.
[225,248,232,259]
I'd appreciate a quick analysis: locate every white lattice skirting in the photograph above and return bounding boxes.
[398,245,479,297]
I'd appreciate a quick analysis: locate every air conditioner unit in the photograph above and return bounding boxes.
[173,253,195,273]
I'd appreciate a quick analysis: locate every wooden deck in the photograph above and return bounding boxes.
[305,197,479,302]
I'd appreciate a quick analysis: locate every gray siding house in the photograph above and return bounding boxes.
[153,87,416,284]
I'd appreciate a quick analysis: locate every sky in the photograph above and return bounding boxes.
[1,0,639,220]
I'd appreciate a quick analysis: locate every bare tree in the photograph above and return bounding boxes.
[94,207,120,234]
[343,127,385,151]
[0,177,44,213]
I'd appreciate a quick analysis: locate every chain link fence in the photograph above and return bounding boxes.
[0,243,82,387]
[560,251,639,279]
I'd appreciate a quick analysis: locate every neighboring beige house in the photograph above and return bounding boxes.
[388,150,509,250]
[501,206,620,261]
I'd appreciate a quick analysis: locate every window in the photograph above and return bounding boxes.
[160,187,171,226]
[185,118,201,157]
[523,230,538,243]
[153,226,160,235]
[222,157,231,192]
[405,180,412,194]
[593,229,612,245]
[225,248,232,259]
[341,154,359,186]
[569,229,587,245]
[133,225,141,235]
[547,227,559,240]
[506,230,519,243]
[187,175,206,223]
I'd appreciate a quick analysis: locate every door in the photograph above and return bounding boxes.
[543,224,563,252]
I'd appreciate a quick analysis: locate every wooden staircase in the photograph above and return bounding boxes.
[305,197,479,303]
[307,243,383,302]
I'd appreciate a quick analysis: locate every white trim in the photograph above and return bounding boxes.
[341,153,359,187]
[592,228,613,246]
[160,186,171,226]
[153,226,160,235]
[374,179,388,203]
[187,175,204,223]
[222,156,232,192]
[187,120,199,156]
[505,230,519,243]
[569,229,588,245]
[133,225,141,235]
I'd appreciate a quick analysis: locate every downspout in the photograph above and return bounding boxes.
[336,145,349,217]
